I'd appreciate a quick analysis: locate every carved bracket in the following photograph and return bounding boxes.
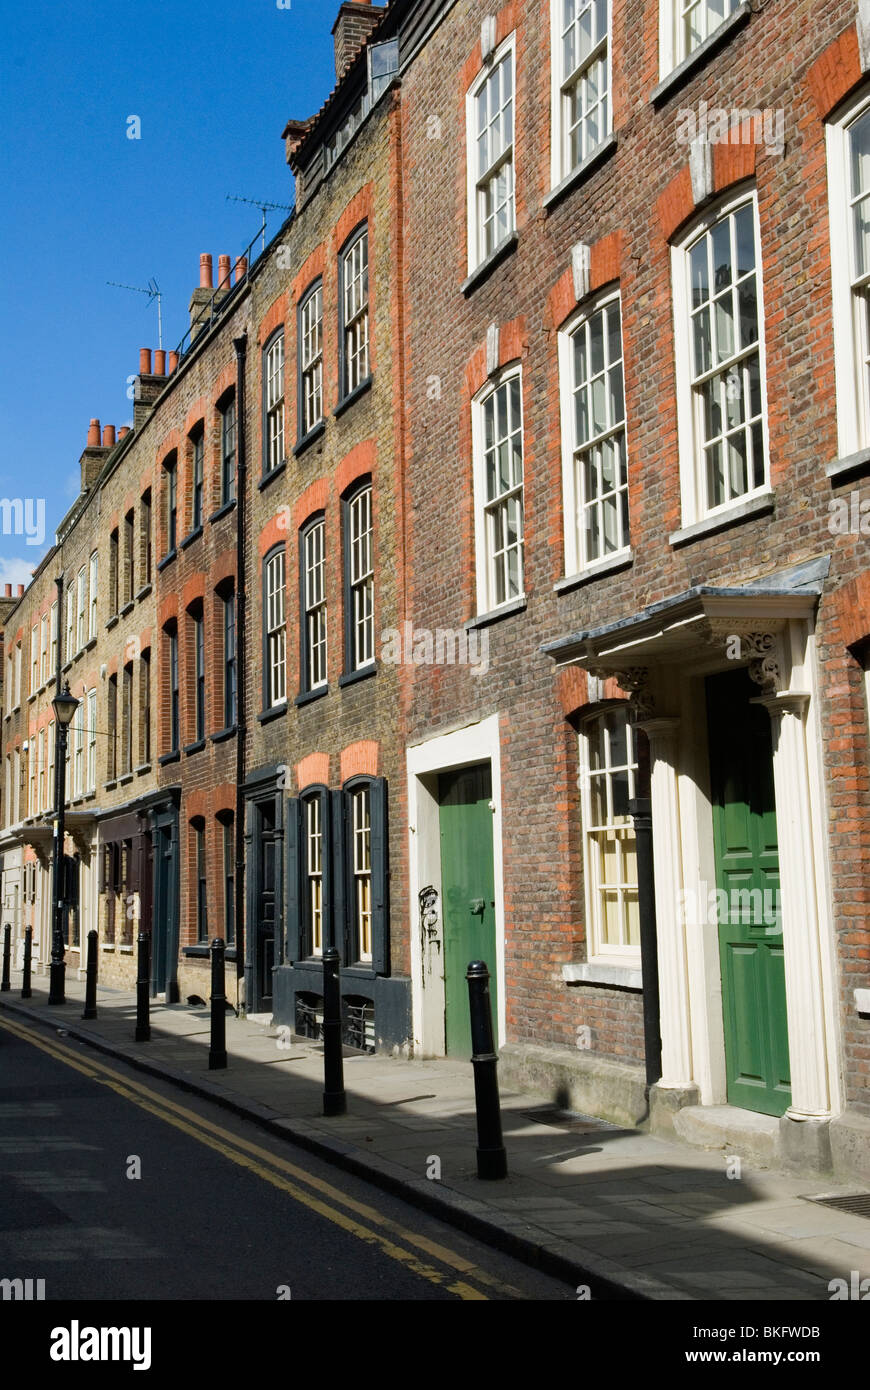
[706,621,783,695]
[589,665,656,720]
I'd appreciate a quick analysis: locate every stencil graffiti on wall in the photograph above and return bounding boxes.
[419,885,440,984]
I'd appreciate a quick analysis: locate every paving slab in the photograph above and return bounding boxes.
[2,974,869,1302]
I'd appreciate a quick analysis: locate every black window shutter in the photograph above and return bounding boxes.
[370,777,389,975]
[330,789,347,964]
[285,797,302,963]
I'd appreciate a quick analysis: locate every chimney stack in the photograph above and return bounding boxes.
[332,3,382,81]
[190,252,217,340]
[81,417,109,492]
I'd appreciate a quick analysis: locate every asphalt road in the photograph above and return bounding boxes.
[0,1013,574,1302]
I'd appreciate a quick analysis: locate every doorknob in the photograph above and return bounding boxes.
[470,898,485,916]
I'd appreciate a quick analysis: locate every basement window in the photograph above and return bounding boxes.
[296,992,324,1041]
[343,996,375,1053]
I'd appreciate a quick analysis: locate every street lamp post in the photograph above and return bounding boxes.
[48,681,79,1006]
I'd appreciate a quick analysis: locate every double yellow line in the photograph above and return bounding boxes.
[0,1012,524,1301]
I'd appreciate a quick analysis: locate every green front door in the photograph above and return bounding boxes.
[706,668,791,1117]
[438,764,497,1058]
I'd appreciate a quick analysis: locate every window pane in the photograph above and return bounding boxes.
[580,709,640,954]
[688,203,764,511]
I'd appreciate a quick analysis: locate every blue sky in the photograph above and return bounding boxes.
[0,0,339,590]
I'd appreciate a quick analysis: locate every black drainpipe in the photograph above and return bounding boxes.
[629,796,662,1090]
[233,332,248,1016]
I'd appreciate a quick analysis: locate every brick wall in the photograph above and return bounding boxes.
[398,0,870,1097]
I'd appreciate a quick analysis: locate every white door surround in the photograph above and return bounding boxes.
[543,574,842,1132]
[406,714,506,1056]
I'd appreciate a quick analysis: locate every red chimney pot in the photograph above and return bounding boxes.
[102,424,116,448]
[87,418,101,447]
[118,426,130,439]
[234,255,248,284]
[139,348,152,375]
[218,254,231,289]
[3,583,11,597]
[154,349,166,375]
[200,254,213,289]
[168,350,179,373]
[17,584,24,596]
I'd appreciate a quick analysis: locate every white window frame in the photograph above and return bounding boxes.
[73,702,84,799]
[65,586,74,662]
[348,486,375,670]
[38,726,45,811]
[76,566,86,653]
[50,600,57,676]
[671,185,770,529]
[303,517,328,689]
[88,552,98,641]
[466,32,516,273]
[341,230,369,397]
[264,548,287,708]
[14,642,21,708]
[306,795,324,958]
[300,283,324,434]
[578,705,641,965]
[559,289,629,576]
[827,87,870,460]
[471,366,525,615]
[658,0,741,79]
[220,396,237,505]
[351,784,373,963]
[550,0,612,189]
[86,689,97,794]
[30,624,38,694]
[39,614,48,686]
[264,332,285,475]
[47,721,55,809]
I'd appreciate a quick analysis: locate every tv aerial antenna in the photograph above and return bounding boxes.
[106,277,163,349]
[226,194,293,251]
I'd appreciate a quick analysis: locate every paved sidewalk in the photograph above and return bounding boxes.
[2,972,868,1301]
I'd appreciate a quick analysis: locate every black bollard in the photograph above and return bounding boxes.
[1,924,10,992]
[322,947,346,1116]
[82,929,98,1020]
[135,930,151,1042]
[21,925,32,999]
[466,960,508,1179]
[209,938,228,1070]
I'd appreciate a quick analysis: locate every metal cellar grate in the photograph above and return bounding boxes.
[804,1192,870,1220]
[520,1105,626,1135]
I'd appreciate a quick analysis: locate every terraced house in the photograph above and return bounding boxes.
[0,398,164,994]
[392,0,870,1184]
[1,0,869,1185]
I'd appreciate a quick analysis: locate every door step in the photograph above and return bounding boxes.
[673,1104,780,1169]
